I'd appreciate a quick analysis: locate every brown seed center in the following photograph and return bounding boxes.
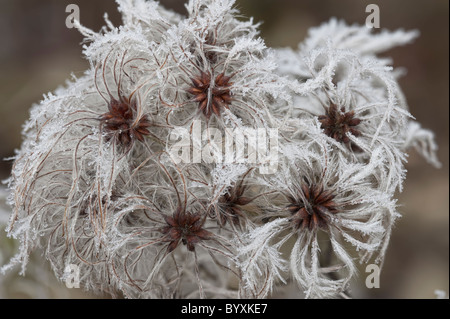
[318,103,362,145]
[187,71,233,120]
[287,183,339,231]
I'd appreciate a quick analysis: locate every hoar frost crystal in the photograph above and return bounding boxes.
[1,0,440,299]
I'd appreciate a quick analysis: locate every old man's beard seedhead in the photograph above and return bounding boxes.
[1,0,440,299]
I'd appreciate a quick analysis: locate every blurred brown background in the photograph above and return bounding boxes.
[0,0,448,299]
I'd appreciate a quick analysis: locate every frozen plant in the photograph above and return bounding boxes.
[1,0,440,299]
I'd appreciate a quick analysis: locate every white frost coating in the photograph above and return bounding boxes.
[403,121,441,168]
[0,0,439,299]
[300,18,419,57]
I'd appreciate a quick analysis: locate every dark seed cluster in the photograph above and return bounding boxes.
[287,183,339,231]
[318,103,362,144]
[101,95,152,147]
[214,184,254,227]
[161,207,213,252]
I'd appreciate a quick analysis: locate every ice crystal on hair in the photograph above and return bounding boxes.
[1,1,439,300]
